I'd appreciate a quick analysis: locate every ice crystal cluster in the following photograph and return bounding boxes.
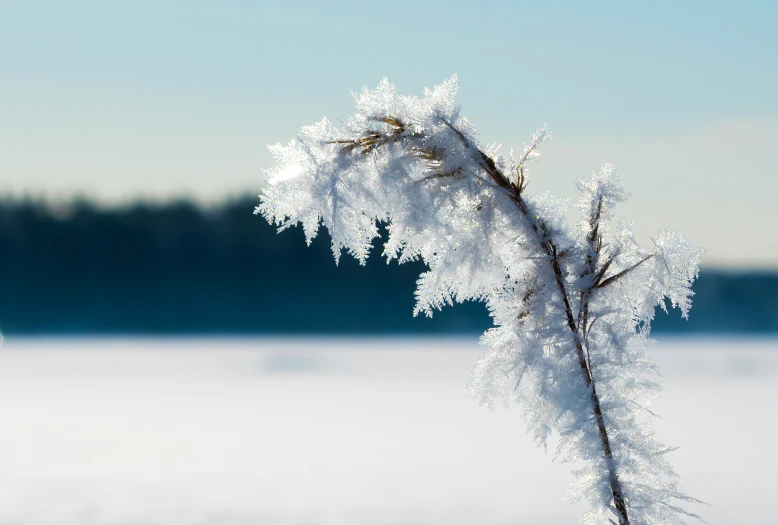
[257,77,704,525]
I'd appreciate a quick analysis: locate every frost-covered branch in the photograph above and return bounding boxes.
[256,76,704,525]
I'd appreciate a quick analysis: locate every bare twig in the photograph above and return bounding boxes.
[598,254,654,290]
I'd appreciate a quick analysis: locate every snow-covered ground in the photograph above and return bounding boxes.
[0,337,775,524]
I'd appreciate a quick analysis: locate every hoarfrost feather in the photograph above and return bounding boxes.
[257,77,704,525]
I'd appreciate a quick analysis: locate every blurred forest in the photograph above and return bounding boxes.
[1,197,776,335]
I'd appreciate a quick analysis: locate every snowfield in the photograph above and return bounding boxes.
[0,337,775,524]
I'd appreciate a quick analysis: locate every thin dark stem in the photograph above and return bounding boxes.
[571,190,633,525]
[340,117,632,524]
[547,235,630,525]
[440,118,631,525]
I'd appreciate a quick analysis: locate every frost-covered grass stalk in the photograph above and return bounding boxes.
[257,77,704,525]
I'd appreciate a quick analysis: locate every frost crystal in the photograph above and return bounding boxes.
[257,76,705,525]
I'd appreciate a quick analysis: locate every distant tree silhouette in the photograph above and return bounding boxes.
[0,196,774,334]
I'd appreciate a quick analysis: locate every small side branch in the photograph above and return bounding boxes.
[598,254,654,290]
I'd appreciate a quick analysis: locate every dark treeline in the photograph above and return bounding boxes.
[1,197,776,335]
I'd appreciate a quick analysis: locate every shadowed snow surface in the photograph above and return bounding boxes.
[0,337,775,524]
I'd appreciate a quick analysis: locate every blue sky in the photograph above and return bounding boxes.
[1,1,776,267]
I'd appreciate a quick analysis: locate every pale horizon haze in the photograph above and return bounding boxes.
[2,1,776,268]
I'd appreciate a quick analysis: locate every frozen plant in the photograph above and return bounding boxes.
[256,77,704,525]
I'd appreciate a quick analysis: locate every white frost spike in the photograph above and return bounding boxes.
[267,160,306,185]
[652,228,705,318]
[256,77,703,525]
